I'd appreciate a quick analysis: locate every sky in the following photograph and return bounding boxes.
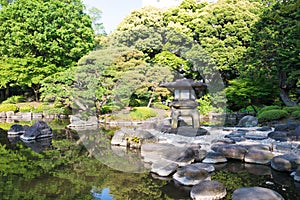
[82,0,142,34]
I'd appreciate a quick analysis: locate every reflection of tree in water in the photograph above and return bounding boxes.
[76,128,149,173]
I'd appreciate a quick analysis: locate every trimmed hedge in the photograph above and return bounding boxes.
[257,109,289,122]
[2,95,25,104]
[283,106,300,114]
[257,105,281,115]
[19,104,34,112]
[129,107,157,120]
[291,111,300,119]
[0,104,19,112]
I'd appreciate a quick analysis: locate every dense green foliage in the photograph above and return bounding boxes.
[129,107,157,120]
[0,0,299,114]
[0,0,94,100]
[291,110,300,119]
[0,103,18,112]
[257,109,289,122]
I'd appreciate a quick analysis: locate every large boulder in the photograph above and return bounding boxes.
[190,180,226,200]
[141,143,196,165]
[237,115,258,127]
[244,150,274,164]
[271,153,300,172]
[232,187,284,200]
[20,121,52,141]
[268,131,288,142]
[7,124,28,135]
[111,128,155,148]
[216,144,248,160]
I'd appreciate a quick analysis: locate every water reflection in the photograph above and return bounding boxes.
[91,187,114,200]
[77,128,150,173]
[22,137,52,153]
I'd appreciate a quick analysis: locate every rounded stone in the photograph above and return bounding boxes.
[173,167,210,186]
[190,180,226,200]
[271,153,300,172]
[202,151,227,164]
[244,150,274,164]
[216,144,248,160]
[232,187,284,200]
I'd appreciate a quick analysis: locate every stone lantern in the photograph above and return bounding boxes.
[160,79,207,129]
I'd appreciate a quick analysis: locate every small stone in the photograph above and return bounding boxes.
[232,187,284,200]
[190,180,226,200]
[245,134,268,140]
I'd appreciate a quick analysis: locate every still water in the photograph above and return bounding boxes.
[0,120,299,200]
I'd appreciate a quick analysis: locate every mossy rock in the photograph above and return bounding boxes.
[257,109,289,122]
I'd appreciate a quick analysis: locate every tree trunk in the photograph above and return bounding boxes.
[147,86,156,108]
[5,87,9,99]
[280,88,297,107]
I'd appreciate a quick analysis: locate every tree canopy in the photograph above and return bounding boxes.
[0,0,94,99]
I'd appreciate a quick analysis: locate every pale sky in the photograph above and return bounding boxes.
[82,0,142,34]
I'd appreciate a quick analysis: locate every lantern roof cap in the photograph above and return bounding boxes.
[160,78,207,90]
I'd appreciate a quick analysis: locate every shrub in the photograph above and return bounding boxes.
[129,107,157,120]
[19,104,34,112]
[257,109,289,122]
[0,104,19,112]
[32,104,52,113]
[291,111,300,119]
[152,102,169,110]
[46,107,71,115]
[257,105,281,115]
[2,95,25,104]
[283,106,300,114]
[197,95,213,115]
[100,103,122,114]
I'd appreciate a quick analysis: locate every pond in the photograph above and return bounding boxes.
[0,120,299,200]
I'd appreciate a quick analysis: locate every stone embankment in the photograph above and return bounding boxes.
[111,118,300,200]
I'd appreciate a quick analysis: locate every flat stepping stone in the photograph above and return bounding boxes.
[173,166,210,186]
[245,134,268,140]
[202,151,227,164]
[190,180,226,200]
[151,160,178,177]
[232,187,284,200]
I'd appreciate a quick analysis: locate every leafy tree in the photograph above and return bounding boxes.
[244,0,300,106]
[0,0,94,100]
[0,0,13,8]
[225,77,279,111]
[87,7,106,36]
[193,0,264,81]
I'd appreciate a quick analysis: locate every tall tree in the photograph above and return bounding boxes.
[244,0,300,106]
[0,0,94,100]
[193,0,263,81]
